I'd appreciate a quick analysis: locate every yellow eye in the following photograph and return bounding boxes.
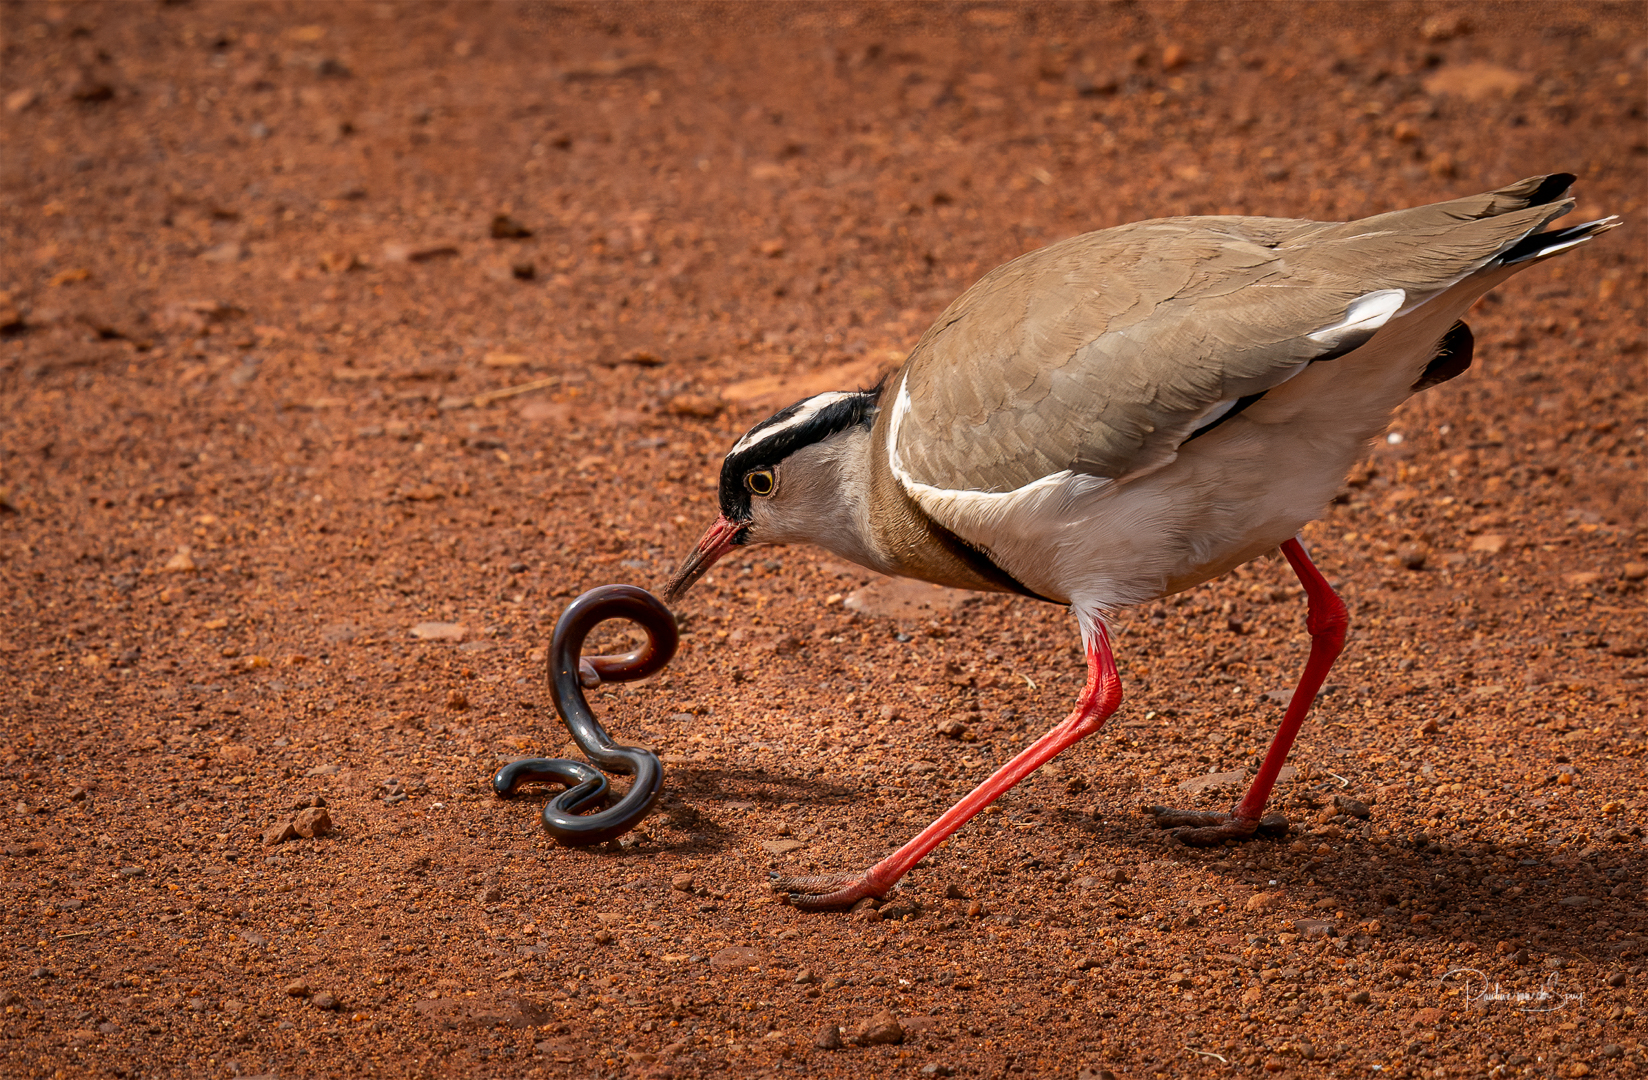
[744,469,775,497]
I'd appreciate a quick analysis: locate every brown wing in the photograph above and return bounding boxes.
[886,175,1576,494]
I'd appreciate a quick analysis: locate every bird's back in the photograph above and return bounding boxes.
[867,174,1618,608]
[883,174,1598,497]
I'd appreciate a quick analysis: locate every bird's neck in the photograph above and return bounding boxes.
[860,409,1037,596]
[783,415,1046,598]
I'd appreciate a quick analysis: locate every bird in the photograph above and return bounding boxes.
[662,173,1619,911]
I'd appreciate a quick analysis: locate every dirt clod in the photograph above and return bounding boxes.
[850,1009,905,1046]
[262,823,297,848]
[292,807,333,838]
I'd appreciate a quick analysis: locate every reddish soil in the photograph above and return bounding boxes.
[2,3,1645,1078]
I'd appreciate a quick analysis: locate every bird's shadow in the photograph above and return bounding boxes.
[1104,805,1646,979]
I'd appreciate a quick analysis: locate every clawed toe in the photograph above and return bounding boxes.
[1145,806,1230,830]
[1145,806,1289,847]
[769,871,884,911]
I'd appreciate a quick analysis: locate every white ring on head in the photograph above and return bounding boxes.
[731,392,862,456]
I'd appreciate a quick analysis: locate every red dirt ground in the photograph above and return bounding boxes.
[1,3,1645,1078]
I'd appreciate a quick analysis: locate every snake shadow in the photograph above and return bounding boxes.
[496,763,863,857]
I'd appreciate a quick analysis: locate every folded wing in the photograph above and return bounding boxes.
[889,174,1583,497]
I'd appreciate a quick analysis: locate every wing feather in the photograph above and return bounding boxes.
[887,177,1578,496]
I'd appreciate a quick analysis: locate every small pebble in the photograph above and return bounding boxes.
[815,1024,843,1051]
[671,873,695,892]
[920,1065,955,1077]
[944,883,969,900]
[1336,797,1370,819]
[793,968,817,984]
[854,1008,905,1046]
[292,807,332,839]
[489,214,534,239]
[593,929,614,945]
[966,900,984,918]
[666,393,723,418]
[285,980,310,998]
[262,823,296,848]
[1349,990,1372,1005]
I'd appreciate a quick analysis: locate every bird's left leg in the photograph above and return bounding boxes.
[774,618,1124,911]
[1149,536,1349,845]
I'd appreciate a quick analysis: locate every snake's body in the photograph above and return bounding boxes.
[492,584,677,845]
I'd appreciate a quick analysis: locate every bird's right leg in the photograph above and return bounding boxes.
[774,619,1124,910]
[1149,536,1349,844]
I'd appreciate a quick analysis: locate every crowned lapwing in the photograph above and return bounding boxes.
[665,174,1619,910]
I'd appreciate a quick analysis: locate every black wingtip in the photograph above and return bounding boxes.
[1528,173,1577,207]
[1497,215,1621,266]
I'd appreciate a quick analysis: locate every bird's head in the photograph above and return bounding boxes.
[663,389,880,603]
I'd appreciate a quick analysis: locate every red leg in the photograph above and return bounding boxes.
[1150,536,1349,845]
[775,620,1124,910]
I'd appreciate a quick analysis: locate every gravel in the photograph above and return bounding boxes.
[0,5,1641,1080]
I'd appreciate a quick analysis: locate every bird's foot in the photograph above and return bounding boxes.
[1145,806,1289,847]
[769,870,888,912]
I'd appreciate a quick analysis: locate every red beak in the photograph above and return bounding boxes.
[663,515,744,604]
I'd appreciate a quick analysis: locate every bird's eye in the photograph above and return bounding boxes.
[744,469,775,497]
